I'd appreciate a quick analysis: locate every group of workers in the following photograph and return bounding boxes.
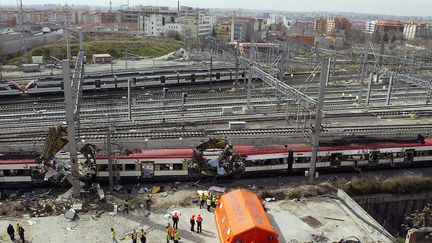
[200,192,220,212]
[111,228,147,243]
[114,191,217,242]
[165,211,204,242]
[115,194,153,243]
[6,223,25,243]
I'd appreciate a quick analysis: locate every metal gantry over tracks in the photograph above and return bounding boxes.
[63,27,85,198]
[202,37,329,184]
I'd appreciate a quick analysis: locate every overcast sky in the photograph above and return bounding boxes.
[1,0,431,17]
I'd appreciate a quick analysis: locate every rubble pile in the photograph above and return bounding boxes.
[0,185,107,219]
[21,198,92,218]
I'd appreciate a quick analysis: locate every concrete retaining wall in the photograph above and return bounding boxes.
[337,190,394,242]
[0,31,62,56]
[353,191,432,236]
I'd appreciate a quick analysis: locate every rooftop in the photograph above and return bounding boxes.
[266,190,394,242]
[92,54,112,58]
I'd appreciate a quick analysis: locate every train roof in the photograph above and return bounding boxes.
[0,152,39,160]
[96,138,432,159]
[0,159,37,165]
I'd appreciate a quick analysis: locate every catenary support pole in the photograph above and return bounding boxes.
[235,43,239,87]
[366,73,373,107]
[357,39,369,105]
[386,74,394,106]
[107,123,113,193]
[78,27,84,51]
[125,49,127,70]
[247,43,254,109]
[62,60,80,197]
[210,56,213,90]
[309,58,329,185]
[128,79,132,120]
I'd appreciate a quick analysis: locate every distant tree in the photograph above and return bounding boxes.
[350,30,366,44]
[372,30,381,44]
[383,32,389,43]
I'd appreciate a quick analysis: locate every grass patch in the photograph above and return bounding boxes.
[259,191,286,200]
[288,190,302,200]
[346,175,432,195]
[7,33,183,65]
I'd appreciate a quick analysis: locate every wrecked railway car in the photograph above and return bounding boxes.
[2,136,432,185]
[93,136,432,181]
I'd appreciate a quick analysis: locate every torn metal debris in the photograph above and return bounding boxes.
[186,138,246,177]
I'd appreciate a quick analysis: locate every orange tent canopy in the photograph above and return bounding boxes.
[214,189,279,243]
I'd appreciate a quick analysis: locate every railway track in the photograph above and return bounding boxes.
[1,124,431,143]
[0,83,430,114]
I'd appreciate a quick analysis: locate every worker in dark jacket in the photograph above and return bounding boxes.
[124,199,129,214]
[196,214,203,233]
[18,225,25,243]
[145,195,152,211]
[190,214,195,231]
[7,224,15,241]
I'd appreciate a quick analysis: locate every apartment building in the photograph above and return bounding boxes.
[326,17,351,35]
[314,18,326,34]
[365,20,377,33]
[314,17,351,35]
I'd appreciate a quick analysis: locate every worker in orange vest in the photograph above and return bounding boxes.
[190,214,195,231]
[196,214,203,233]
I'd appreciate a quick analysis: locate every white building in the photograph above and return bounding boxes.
[143,14,163,36]
[404,23,423,40]
[365,21,377,33]
[197,9,212,36]
[138,6,212,40]
[164,23,182,35]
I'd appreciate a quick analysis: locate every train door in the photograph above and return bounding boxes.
[216,72,221,80]
[191,74,196,83]
[60,82,64,91]
[141,161,154,178]
[368,151,380,165]
[330,153,342,167]
[287,151,294,172]
[404,149,415,163]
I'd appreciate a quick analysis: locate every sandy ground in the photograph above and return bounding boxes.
[0,206,219,243]
[0,167,425,242]
[0,192,384,243]
[0,189,219,243]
